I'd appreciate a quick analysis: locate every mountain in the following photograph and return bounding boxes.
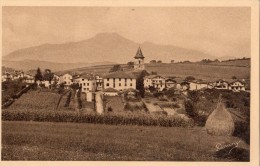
[4,32,221,70]
[2,59,116,72]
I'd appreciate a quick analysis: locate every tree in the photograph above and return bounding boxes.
[136,70,149,98]
[109,65,123,73]
[157,60,162,63]
[150,60,156,63]
[185,76,196,81]
[150,71,157,75]
[232,76,237,80]
[34,67,43,81]
[43,69,54,83]
[127,61,134,69]
[171,60,175,63]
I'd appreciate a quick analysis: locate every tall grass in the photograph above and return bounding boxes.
[2,110,194,128]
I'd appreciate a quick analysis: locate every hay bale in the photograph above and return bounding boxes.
[205,95,235,136]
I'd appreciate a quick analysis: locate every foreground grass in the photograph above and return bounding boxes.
[2,121,249,161]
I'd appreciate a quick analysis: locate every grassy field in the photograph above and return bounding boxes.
[2,121,249,161]
[7,90,61,111]
[63,62,250,81]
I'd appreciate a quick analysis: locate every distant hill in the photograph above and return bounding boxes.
[2,59,116,72]
[3,33,220,65]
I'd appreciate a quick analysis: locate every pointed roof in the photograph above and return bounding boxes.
[134,47,145,59]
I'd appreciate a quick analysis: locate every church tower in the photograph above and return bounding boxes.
[134,47,145,70]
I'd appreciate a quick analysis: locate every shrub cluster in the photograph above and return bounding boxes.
[2,110,194,128]
[64,91,72,107]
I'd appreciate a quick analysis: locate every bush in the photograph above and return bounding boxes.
[2,110,195,128]
[108,106,113,112]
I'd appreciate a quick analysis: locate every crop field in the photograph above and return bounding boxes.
[7,90,61,111]
[145,63,250,81]
[65,62,250,81]
[2,121,249,161]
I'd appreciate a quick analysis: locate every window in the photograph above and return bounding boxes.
[84,88,86,90]
[130,78,132,81]
[119,78,121,81]
[130,83,132,86]
[82,79,84,81]
[106,83,109,86]
[107,78,109,81]
[119,83,121,86]
[87,83,89,86]
[87,88,89,90]
[83,83,85,86]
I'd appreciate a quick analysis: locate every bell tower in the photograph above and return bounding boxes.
[134,47,145,70]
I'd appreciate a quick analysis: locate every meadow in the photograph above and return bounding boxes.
[64,62,250,81]
[2,121,249,161]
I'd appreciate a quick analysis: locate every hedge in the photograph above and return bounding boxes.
[2,110,195,128]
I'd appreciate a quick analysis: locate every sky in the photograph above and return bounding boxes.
[3,7,251,58]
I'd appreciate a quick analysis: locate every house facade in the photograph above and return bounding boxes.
[165,78,177,89]
[212,79,229,90]
[59,73,73,86]
[95,75,103,91]
[229,81,245,92]
[103,72,136,91]
[73,73,96,93]
[188,80,208,91]
[144,75,166,91]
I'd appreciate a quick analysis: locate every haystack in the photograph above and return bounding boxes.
[205,95,235,136]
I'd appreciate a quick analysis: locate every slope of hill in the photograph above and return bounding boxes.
[2,59,116,72]
[3,33,217,65]
[59,60,250,81]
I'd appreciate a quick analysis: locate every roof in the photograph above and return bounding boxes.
[80,73,95,80]
[103,71,136,79]
[102,88,119,93]
[165,78,177,83]
[144,75,165,79]
[134,47,145,59]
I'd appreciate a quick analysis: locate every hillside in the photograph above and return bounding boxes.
[3,33,217,65]
[2,60,116,72]
[60,60,250,81]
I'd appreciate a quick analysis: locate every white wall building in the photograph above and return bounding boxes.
[229,81,246,92]
[73,73,96,93]
[59,73,73,86]
[103,71,136,91]
[144,75,165,91]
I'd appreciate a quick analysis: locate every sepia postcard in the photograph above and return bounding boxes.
[0,0,259,166]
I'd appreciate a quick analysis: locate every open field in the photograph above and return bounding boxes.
[63,62,250,81]
[2,121,249,161]
[7,90,61,111]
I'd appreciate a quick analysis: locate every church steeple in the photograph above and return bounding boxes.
[134,47,145,59]
[134,47,145,70]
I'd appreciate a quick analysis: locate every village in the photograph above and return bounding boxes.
[1,5,254,162]
[2,48,248,94]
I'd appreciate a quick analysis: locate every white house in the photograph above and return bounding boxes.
[165,78,177,89]
[59,73,73,87]
[13,71,24,80]
[212,79,229,90]
[23,74,35,84]
[229,80,246,92]
[188,80,208,91]
[103,71,136,91]
[1,72,13,82]
[95,75,103,91]
[73,73,96,93]
[144,75,165,91]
